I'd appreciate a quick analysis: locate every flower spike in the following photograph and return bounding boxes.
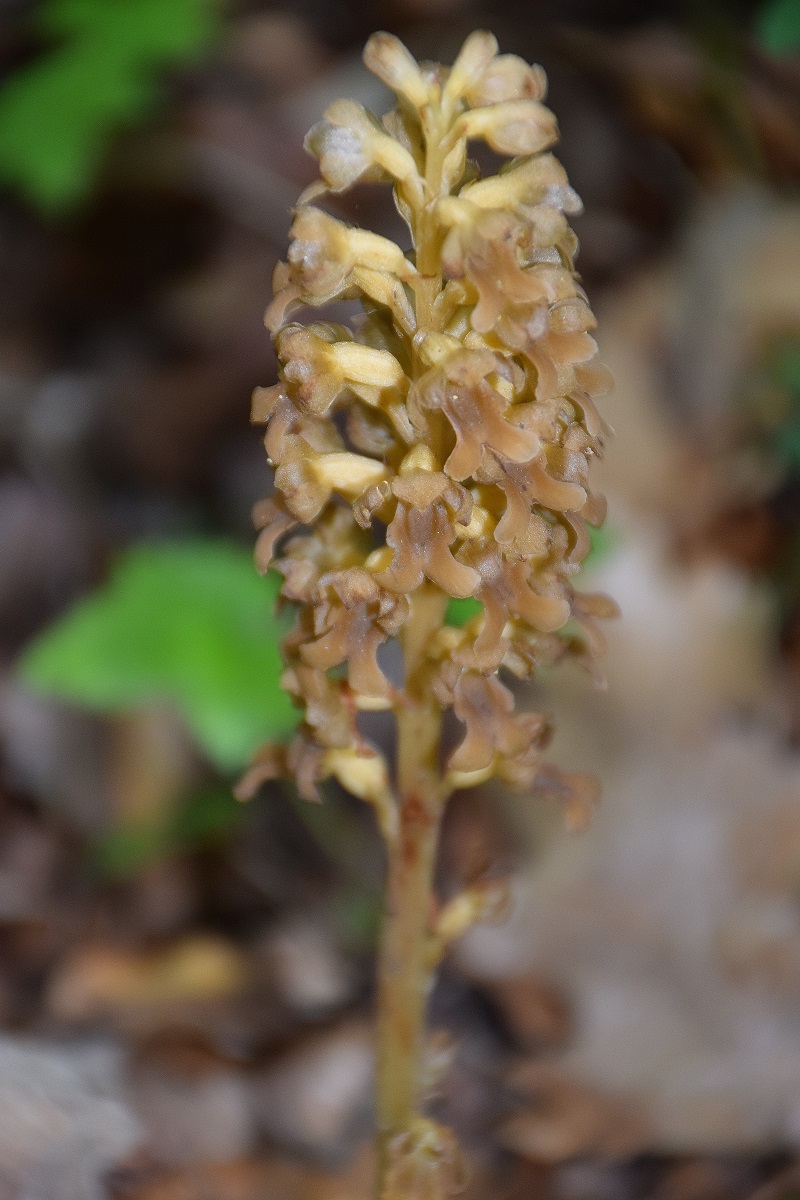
[246,31,615,1199]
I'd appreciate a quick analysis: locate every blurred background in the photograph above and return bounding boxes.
[1,1,800,1197]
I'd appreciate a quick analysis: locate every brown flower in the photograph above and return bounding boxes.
[435,666,552,788]
[250,29,615,829]
[373,456,480,598]
[300,568,407,706]
[412,346,540,479]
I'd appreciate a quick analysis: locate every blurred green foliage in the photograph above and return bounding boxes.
[763,338,800,628]
[20,540,299,770]
[732,336,800,637]
[769,339,800,471]
[743,335,800,474]
[444,596,483,628]
[0,0,221,213]
[333,883,382,953]
[584,520,616,568]
[758,0,800,53]
[92,784,244,878]
[20,525,617,771]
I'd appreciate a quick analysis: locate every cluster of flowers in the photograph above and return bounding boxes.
[239,31,615,839]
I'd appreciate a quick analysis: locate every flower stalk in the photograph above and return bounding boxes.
[239,30,615,1199]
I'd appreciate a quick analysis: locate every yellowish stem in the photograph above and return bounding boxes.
[375,585,448,1196]
[374,103,455,1199]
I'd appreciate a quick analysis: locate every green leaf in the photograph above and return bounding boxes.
[20,540,299,770]
[772,339,800,394]
[757,0,800,54]
[761,337,800,474]
[0,0,221,212]
[169,784,245,846]
[774,427,800,471]
[444,596,483,627]
[584,521,616,569]
[92,821,166,877]
[92,785,245,878]
[333,884,382,953]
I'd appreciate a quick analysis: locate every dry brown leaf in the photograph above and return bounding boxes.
[500,1062,651,1164]
[482,976,571,1049]
[118,1151,374,1200]
[47,935,248,1023]
[117,1157,306,1200]
[250,1019,373,1159]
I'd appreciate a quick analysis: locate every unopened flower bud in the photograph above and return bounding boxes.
[443,30,498,102]
[364,32,431,110]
